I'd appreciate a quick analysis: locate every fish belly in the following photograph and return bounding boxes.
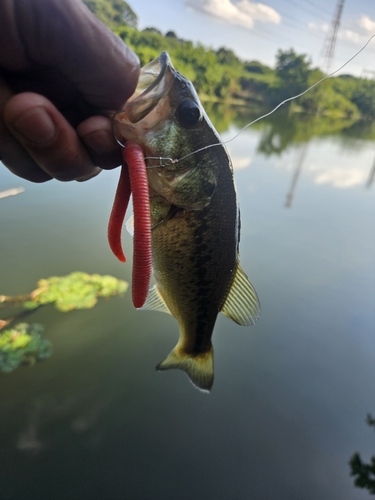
[150,167,238,390]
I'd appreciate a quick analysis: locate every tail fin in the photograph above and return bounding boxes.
[156,346,214,392]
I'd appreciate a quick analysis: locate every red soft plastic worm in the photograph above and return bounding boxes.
[107,141,152,308]
[107,163,131,263]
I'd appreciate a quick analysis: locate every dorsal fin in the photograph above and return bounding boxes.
[140,285,171,314]
[221,262,260,326]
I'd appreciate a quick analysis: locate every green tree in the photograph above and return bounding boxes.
[165,30,178,38]
[83,0,137,29]
[274,49,312,102]
[216,47,241,66]
[351,79,375,119]
[84,0,375,118]
[142,27,163,36]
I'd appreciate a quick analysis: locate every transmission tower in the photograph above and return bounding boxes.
[322,0,345,73]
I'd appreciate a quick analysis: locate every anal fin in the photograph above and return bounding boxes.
[221,262,260,326]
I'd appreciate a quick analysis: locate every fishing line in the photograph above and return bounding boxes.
[113,33,375,168]
[146,33,375,168]
[170,32,375,165]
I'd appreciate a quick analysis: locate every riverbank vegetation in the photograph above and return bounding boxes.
[84,0,375,120]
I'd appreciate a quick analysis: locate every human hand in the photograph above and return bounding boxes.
[0,0,140,182]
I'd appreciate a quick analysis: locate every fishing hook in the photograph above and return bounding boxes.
[111,110,179,168]
[111,110,126,148]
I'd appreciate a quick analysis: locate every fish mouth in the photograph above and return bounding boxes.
[133,52,173,101]
[114,52,176,138]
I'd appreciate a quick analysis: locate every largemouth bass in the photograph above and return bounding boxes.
[114,52,260,391]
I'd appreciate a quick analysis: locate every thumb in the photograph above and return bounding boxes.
[14,0,140,110]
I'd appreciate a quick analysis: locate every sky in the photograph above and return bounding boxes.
[130,0,375,76]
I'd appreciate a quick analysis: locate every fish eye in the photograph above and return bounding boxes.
[176,100,202,128]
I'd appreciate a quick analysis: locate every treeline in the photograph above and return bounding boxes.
[84,0,375,119]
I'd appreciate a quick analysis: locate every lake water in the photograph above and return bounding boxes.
[0,109,374,500]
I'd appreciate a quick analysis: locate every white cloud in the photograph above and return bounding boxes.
[185,0,281,29]
[340,28,366,44]
[232,156,252,170]
[273,145,371,190]
[308,21,329,33]
[313,167,368,188]
[309,14,375,46]
[307,158,370,189]
[359,15,375,33]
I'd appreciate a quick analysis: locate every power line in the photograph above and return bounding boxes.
[301,0,340,18]
[278,0,352,33]
[282,0,332,23]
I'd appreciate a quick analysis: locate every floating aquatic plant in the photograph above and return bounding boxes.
[0,323,51,373]
[23,272,129,312]
[0,273,129,373]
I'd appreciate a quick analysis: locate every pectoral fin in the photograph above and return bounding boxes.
[221,262,260,326]
[172,166,217,210]
[141,285,171,315]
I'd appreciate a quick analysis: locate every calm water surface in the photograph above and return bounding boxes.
[0,110,374,500]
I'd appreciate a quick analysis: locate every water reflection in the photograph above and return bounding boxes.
[206,102,375,188]
[206,105,375,201]
[16,395,109,454]
[285,142,310,208]
[205,102,375,146]
[350,414,375,495]
[0,106,374,500]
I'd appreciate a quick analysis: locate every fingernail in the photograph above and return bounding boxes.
[76,167,102,182]
[82,130,117,154]
[12,108,56,146]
